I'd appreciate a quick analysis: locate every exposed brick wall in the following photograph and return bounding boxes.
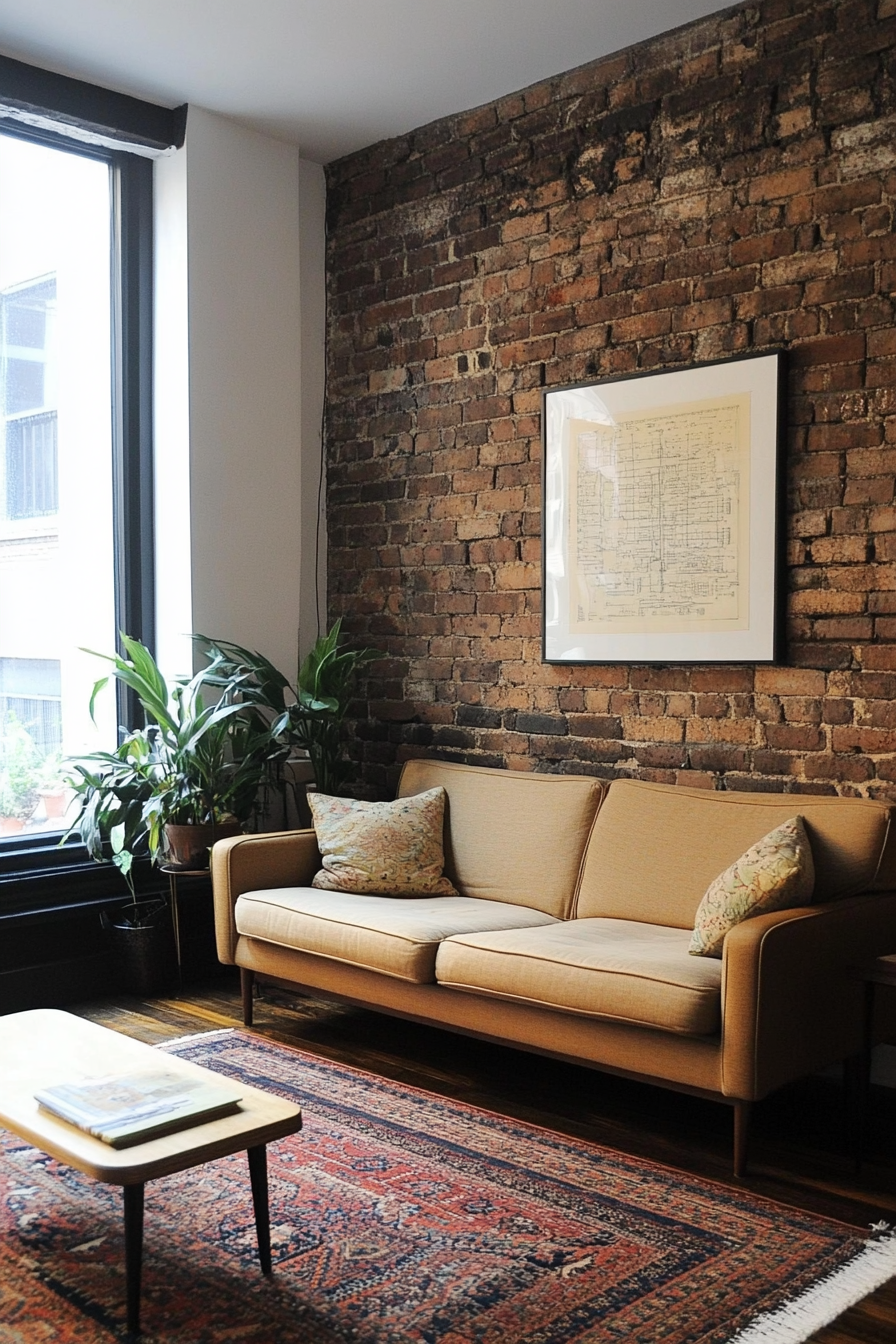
[325,0,896,799]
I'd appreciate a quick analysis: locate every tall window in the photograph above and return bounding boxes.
[0,61,183,876]
[0,132,117,835]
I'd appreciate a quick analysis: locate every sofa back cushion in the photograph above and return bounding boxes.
[397,759,604,918]
[576,779,895,928]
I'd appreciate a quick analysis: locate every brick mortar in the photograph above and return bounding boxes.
[325,0,896,799]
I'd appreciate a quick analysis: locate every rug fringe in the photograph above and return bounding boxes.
[727,1233,896,1343]
[160,1028,235,1048]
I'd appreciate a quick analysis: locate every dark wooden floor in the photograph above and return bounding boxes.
[72,972,896,1344]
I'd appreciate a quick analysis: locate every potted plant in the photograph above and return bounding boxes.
[76,635,275,869]
[36,750,68,820]
[0,777,31,833]
[65,731,176,991]
[0,714,42,833]
[65,635,281,990]
[197,619,381,801]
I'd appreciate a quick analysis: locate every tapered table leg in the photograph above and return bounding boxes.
[123,1182,145,1336]
[247,1144,272,1274]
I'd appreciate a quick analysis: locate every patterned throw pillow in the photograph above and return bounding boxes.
[309,787,458,897]
[689,816,815,958]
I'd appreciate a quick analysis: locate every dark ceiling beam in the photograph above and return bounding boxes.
[0,52,186,156]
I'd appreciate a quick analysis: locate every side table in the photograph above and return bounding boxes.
[857,953,896,1171]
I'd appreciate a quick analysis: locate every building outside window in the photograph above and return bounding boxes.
[0,131,119,836]
[3,275,58,521]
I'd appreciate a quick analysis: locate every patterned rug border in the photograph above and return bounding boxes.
[159,1027,896,1344]
[728,1233,896,1342]
[179,1028,868,1233]
[162,1027,235,1049]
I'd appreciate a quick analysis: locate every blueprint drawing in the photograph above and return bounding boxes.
[568,395,750,634]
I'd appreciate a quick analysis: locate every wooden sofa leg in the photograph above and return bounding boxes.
[733,1100,752,1179]
[241,968,255,1027]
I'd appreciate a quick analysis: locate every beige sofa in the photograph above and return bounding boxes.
[212,759,896,1174]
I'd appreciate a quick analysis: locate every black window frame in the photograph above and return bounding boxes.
[0,61,185,914]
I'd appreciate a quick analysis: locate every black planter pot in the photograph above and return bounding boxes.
[101,899,177,996]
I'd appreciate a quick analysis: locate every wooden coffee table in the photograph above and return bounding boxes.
[0,1009,303,1336]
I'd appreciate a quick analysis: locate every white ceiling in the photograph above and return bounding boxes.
[0,0,732,164]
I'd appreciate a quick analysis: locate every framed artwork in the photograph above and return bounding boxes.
[542,350,785,665]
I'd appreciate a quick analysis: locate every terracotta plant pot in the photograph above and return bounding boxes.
[38,789,68,819]
[163,820,242,872]
[0,817,24,835]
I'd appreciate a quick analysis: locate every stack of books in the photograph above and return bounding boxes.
[35,1068,242,1148]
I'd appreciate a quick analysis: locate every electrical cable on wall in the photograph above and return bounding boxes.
[314,270,329,642]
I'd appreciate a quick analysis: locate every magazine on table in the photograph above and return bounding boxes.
[34,1067,242,1147]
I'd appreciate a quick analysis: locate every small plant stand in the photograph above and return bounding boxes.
[160,866,211,985]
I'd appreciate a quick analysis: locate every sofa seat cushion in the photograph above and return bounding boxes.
[234,888,557,984]
[435,919,723,1036]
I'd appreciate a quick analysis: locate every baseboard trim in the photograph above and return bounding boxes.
[0,951,115,1013]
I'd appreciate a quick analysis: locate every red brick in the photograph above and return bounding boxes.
[502,212,548,243]
[807,423,882,451]
[803,754,874,783]
[812,617,873,639]
[624,716,685,743]
[672,297,733,330]
[809,536,872,564]
[567,715,623,739]
[754,668,826,696]
[730,231,795,266]
[790,590,866,615]
[765,724,826,751]
[748,166,816,203]
[685,719,757,745]
[764,251,840,286]
[327,6,896,796]
[611,310,673,342]
[832,726,896,753]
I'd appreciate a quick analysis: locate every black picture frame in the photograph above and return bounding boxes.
[542,350,786,665]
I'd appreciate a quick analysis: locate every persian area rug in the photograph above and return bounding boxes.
[1,1031,895,1344]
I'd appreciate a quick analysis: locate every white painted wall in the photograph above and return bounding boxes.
[153,143,192,681]
[153,109,327,689]
[163,107,304,682]
[185,106,303,679]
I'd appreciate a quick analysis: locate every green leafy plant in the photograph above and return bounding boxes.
[87,634,274,838]
[198,619,381,798]
[36,750,65,792]
[65,635,279,921]
[0,714,42,821]
[65,731,157,911]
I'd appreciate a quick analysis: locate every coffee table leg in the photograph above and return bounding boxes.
[123,1182,145,1336]
[247,1144,272,1274]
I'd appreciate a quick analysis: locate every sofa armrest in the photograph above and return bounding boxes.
[211,829,321,965]
[720,889,896,1100]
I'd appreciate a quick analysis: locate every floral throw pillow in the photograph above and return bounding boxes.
[309,786,458,897]
[689,816,815,958]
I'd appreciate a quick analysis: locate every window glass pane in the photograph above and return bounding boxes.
[0,132,117,836]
